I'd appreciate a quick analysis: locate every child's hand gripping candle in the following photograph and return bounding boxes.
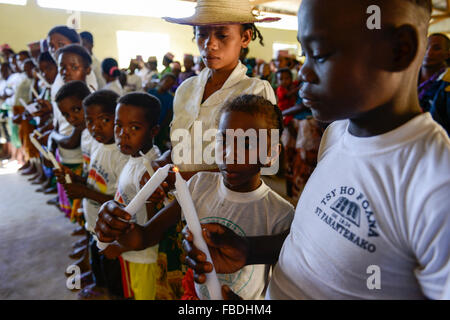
[47,150,72,184]
[36,72,51,88]
[96,164,172,250]
[173,167,223,300]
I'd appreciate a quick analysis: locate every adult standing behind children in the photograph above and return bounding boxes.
[153,0,279,179]
[80,31,106,90]
[182,0,450,300]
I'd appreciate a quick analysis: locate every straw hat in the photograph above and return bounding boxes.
[163,0,280,26]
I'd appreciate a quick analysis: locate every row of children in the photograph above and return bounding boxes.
[1,0,449,301]
[0,0,302,300]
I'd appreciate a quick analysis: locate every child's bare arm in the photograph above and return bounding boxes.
[82,187,114,204]
[50,126,83,149]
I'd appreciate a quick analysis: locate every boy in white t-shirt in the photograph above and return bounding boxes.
[182,0,450,300]
[95,92,164,300]
[57,89,128,299]
[95,95,294,300]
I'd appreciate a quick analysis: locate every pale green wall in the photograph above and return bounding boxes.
[0,1,299,66]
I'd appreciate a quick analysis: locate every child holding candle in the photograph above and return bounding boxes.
[95,94,295,300]
[96,92,168,300]
[56,89,129,300]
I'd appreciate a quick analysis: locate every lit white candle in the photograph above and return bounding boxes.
[97,164,171,250]
[174,168,223,300]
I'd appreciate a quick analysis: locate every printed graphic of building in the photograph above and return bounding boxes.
[330,197,361,227]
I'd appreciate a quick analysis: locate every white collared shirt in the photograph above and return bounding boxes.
[170,61,276,172]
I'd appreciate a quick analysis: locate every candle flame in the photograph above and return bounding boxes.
[173,166,179,173]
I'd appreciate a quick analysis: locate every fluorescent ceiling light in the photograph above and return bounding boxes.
[0,0,27,5]
[37,0,196,18]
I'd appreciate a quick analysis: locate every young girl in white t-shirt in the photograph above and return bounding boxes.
[95,94,295,300]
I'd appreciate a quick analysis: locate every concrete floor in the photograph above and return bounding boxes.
[0,161,78,300]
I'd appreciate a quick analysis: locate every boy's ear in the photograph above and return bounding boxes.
[86,66,92,76]
[390,24,419,72]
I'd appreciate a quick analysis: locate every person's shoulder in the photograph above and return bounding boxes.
[266,187,295,213]
[318,120,348,160]
[412,114,450,163]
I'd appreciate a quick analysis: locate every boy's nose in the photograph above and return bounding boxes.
[298,63,318,84]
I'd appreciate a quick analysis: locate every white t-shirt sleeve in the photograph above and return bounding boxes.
[411,183,450,299]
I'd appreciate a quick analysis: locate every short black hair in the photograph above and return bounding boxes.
[55,80,91,103]
[56,44,92,68]
[38,51,56,65]
[18,50,30,59]
[80,31,93,45]
[276,67,293,79]
[219,94,283,134]
[48,25,81,44]
[101,58,120,77]
[118,92,161,128]
[430,33,450,50]
[83,90,120,115]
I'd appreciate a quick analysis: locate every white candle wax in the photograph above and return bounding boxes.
[174,171,223,300]
[19,98,28,107]
[97,164,171,250]
[31,87,39,99]
[47,151,72,184]
[125,164,171,215]
[29,134,50,160]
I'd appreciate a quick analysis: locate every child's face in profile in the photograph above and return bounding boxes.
[114,103,156,157]
[58,52,90,83]
[58,96,85,128]
[297,0,395,123]
[195,24,251,71]
[39,60,57,84]
[217,111,278,192]
[277,71,293,88]
[85,104,115,145]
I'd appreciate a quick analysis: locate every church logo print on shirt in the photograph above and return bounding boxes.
[330,197,361,227]
[315,186,379,253]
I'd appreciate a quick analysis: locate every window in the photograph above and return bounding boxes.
[272,42,300,59]
[37,0,195,18]
[116,31,170,68]
[0,0,26,5]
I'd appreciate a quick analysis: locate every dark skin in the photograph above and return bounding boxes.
[93,103,164,257]
[182,0,430,299]
[419,35,450,83]
[58,52,91,83]
[94,111,280,259]
[48,33,73,59]
[39,60,58,85]
[54,106,117,204]
[85,104,115,145]
[51,96,85,149]
[151,24,253,182]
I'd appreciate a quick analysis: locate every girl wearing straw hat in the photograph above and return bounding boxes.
[155,0,280,177]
